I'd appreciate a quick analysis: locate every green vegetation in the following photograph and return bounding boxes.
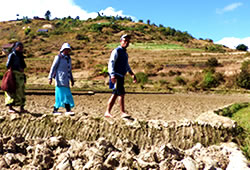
[24,27,31,35]
[237,60,250,89]
[135,72,148,84]
[204,44,226,53]
[130,43,185,50]
[215,103,250,159]
[107,43,200,51]
[233,107,250,160]
[201,70,224,89]
[215,103,249,117]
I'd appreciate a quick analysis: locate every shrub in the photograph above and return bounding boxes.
[205,57,219,67]
[203,67,215,74]
[241,60,250,72]
[135,24,148,32]
[24,27,31,35]
[174,36,189,43]
[201,71,220,89]
[237,60,250,89]
[188,80,200,91]
[159,72,166,77]
[214,72,225,83]
[55,21,63,28]
[75,34,89,41]
[237,72,250,89]
[159,79,169,86]
[135,72,148,84]
[215,103,249,117]
[175,76,186,85]
[90,23,103,32]
[22,16,31,24]
[93,64,108,77]
[204,45,225,53]
[99,66,108,77]
[168,70,181,76]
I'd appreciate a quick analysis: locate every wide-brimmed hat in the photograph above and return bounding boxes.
[60,43,71,52]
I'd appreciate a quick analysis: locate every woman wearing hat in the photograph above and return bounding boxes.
[5,42,28,113]
[48,43,75,115]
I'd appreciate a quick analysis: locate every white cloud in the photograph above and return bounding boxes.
[216,37,250,50]
[0,0,134,21]
[0,0,97,21]
[99,7,136,20]
[216,2,243,14]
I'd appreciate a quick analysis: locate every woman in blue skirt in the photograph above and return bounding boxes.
[48,43,75,115]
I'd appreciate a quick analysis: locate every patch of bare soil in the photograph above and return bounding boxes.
[0,93,248,121]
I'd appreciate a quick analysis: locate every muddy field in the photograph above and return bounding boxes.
[0,92,249,121]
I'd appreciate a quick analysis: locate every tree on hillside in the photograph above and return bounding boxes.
[236,44,248,51]
[147,19,150,25]
[45,10,51,20]
[22,16,31,24]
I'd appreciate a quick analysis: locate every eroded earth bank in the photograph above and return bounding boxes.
[0,93,249,169]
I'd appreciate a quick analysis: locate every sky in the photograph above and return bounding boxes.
[0,0,249,50]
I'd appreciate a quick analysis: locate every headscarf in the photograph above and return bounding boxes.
[12,42,23,52]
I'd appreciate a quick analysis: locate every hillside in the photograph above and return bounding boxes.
[0,17,248,92]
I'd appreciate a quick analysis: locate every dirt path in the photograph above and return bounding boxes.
[0,93,249,121]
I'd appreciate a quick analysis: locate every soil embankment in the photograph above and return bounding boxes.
[0,93,249,169]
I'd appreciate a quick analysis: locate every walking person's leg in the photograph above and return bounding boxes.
[105,94,118,117]
[65,103,74,115]
[65,104,71,112]
[53,86,62,115]
[119,94,125,113]
[119,94,131,118]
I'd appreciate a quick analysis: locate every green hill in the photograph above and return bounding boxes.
[0,16,248,92]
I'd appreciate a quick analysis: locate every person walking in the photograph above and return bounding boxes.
[5,42,28,113]
[48,43,75,116]
[105,34,137,118]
